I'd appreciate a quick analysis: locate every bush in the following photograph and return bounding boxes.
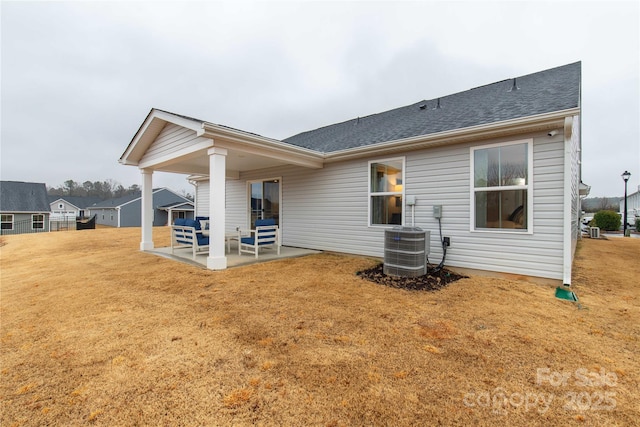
[636,217,640,232]
[592,210,621,231]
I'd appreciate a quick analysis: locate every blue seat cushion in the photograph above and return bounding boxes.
[196,234,209,246]
[255,218,276,227]
[241,237,256,245]
[184,219,201,230]
[174,218,187,226]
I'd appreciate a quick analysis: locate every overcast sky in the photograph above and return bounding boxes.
[1,1,638,197]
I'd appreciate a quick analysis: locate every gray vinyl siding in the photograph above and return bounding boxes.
[92,189,187,227]
[140,123,210,165]
[221,130,567,280]
[0,212,50,234]
[92,208,119,227]
[119,190,178,227]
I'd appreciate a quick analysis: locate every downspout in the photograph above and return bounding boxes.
[116,207,121,228]
[562,117,574,286]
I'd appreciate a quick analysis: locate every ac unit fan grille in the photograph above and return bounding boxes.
[383,227,430,277]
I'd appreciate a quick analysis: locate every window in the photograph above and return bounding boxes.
[471,140,532,231]
[58,203,64,209]
[32,214,45,230]
[1,214,14,230]
[369,158,404,226]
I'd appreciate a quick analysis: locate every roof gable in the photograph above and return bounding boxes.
[1,181,51,213]
[283,62,581,152]
[48,196,106,209]
[89,188,191,209]
[120,109,206,165]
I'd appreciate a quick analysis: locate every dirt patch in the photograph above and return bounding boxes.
[1,228,639,426]
[357,263,467,291]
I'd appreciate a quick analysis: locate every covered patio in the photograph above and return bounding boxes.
[150,240,321,269]
[119,109,324,270]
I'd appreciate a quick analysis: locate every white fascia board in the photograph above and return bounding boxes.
[202,123,324,169]
[186,175,209,182]
[324,108,580,162]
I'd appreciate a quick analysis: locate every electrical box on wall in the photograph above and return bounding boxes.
[433,205,442,219]
[406,195,416,206]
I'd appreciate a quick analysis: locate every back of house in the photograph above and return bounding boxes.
[1,181,51,235]
[121,62,582,284]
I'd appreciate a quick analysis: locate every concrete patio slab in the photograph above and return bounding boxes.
[148,241,321,269]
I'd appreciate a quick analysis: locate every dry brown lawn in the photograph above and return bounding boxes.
[1,228,638,426]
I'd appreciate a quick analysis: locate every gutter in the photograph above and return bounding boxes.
[323,108,580,162]
[201,122,324,160]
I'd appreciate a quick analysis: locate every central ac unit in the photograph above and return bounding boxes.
[383,227,430,277]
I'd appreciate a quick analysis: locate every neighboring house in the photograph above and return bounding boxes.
[48,196,105,219]
[88,188,193,227]
[619,185,640,226]
[159,201,195,223]
[119,62,583,285]
[0,181,51,235]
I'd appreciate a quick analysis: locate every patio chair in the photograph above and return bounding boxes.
[171,218,209,259]
[238,218,280,258]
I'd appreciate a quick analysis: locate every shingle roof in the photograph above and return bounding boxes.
[89,188,187,209]
[0,181,51,213]
[283,62,581,152]
[48,196,106,209]
[89,191,146,208]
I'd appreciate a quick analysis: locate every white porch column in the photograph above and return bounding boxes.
[140,168,154,250]
[207,147,227,270]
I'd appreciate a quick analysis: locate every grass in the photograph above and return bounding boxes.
[1,228,639,426]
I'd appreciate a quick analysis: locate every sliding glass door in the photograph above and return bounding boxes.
[249,178,280,228]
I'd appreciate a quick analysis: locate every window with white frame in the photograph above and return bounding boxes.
[32,214,45,229]
[369,158,404,226]
[472,140,532,231]
[1,214,14,230]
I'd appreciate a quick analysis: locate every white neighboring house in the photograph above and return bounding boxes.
[48,196,104,220]
[119,62,584,285]
[620,184,640,227]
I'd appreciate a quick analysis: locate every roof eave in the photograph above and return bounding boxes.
[119,109,206,166]
[201,123,324,169]
[323,108,580,162]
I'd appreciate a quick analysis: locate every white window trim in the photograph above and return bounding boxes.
[32,214,45,230]
[1,214,14,230]
[368,156,406,227]
[246,177,282,229]
[470,139,534,234]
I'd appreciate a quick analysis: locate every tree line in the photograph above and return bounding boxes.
[582,197,621,213]
[47,179,140,199]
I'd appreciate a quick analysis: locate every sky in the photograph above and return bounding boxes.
[1,1,639,198]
